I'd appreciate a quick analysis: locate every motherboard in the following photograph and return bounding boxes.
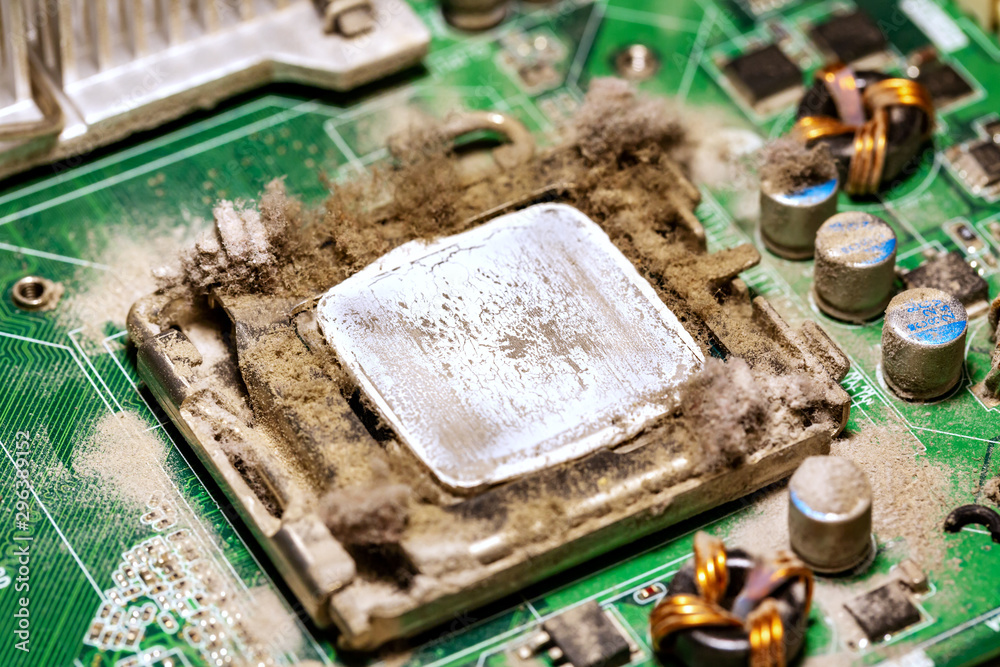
[1,1,1000,666]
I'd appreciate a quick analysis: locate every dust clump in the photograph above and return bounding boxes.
[680,358,766,469]
[62,220,205,343]
[679,357,831,473]
[165,180,300,295]
[790,456,868,515]
[758,138,837,193]
[985,476,1000,506]
[237,586,304,657]
[73,411,171,508]
[568,77,689,163]
[321,483,411,546]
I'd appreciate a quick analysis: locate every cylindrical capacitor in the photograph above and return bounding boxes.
[882,288,968,400]
[788,456,873,574]
[813,212,897,322]
[441,0,507,30]
[759,175,840,259]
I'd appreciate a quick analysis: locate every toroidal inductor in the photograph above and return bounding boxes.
[792,64,935,196]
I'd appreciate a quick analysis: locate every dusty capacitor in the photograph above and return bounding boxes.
[882,288,968,401]
[813,212,897,322]
[759,165,840,260]
[788,456,873,573]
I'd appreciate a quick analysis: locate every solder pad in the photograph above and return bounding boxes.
[316,204,703,490]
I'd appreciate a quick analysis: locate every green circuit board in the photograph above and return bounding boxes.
[2,0,1000,666]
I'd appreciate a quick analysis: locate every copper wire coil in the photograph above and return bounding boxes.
[863,79,936,137]
[748,600,786,667]
[791,115,855,143]
[846,109,888,196]
[649,594,742,651]
[649,534,814,667]
[792,67,934,195]
[770,562,815,617]
[694,531,728,605]
[738,562,815,618]
[819,64,865,127]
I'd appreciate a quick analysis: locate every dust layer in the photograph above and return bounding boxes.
[985,476,1000,506]
[73,411,172,508]
[726,421,970,662]
[61,219,208,345]
[759,137,838,194]
[73,410,314,664]
[790,456,869,515]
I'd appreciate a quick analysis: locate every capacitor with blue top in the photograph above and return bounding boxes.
[813,212,897,322]
[882,288,968,400]
[759,153,840,259]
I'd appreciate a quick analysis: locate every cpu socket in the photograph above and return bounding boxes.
[129,85,850,649]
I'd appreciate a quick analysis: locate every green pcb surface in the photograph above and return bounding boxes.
[2,1,1000,666]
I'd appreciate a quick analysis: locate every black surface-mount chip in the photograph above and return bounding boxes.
[949,139,1000,199]
[844,582,922,641]
[969,141,1000,184]
[915,61,975,107]
[724,44,802,106]
[810,11,887,64]
[902,251,990,309]
[983,119,1000,143]
[543,601,631,667]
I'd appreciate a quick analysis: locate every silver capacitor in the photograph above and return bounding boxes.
[788,456,873,574]
[813,212,897,322]
[442,0,507,30]
[882,288,968,400]
[759,174,840,259]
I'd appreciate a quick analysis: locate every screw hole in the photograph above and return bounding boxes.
[18,280,44,301]
[615,44,660,81]
[12,276,58,311]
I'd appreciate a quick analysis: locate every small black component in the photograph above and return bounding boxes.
[969,141,1000,184]
[724,44,801,105]
[950,139,1000,197]
[984,119,1000,143]
[844,582,922,641]
[543,601,630,667]
[944,504,1000,543]
[902,251,989,307]
[810,11,886,64]
[915,61,975,106]
[954,223,978,243]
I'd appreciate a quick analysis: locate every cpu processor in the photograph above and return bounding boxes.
[129,101,850,649]
[316,204,703,490]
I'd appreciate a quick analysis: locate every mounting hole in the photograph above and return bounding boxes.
[615,44,660,81]
[12,276,58,311]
